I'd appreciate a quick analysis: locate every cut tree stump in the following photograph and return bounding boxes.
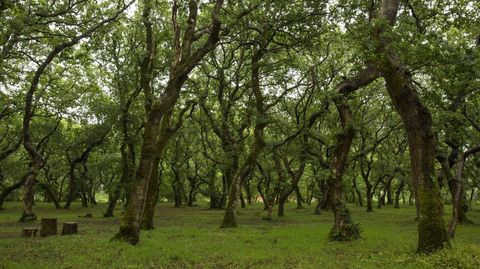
[40,218,57,237]
[61,222,78,235]
[22,228,38,237]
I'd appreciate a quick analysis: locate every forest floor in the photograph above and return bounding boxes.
[0,201,480,269]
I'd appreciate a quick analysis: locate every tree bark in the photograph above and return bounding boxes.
[277,153,306,217]
[366,183,374,212]
[327,67,379,241]
[327,97,359,241]
[352,176,363,207]
[257,179,268,211]
[64,130,108,209]
[37,181,60,209]
[245,183,253,205]
[140,156,161,230]
[373,0,449,253]
[240,192,246,208]
[221,45,267,228]
[448,145,480,239]
[113,116,161,244]
[394,179,405,208]
[295,186,304,209]
[114,0,224,244]
[104,91,137,217]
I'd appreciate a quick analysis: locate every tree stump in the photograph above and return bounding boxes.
[22,228,38,237]
[61,222,78,235]
[40,218,57,237]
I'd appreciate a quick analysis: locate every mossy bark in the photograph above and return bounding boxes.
[373,0,449,253]
[328,97,360,241]
[113,117,160,244]
[380,58,450,253]
[325,66,379,240]
[113,0,224,243]
[140,156,161,230]
[378,53,449,253]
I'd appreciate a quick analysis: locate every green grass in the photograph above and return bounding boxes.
[0,201,479,269]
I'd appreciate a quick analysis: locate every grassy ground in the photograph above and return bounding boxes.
[0,201,479,269]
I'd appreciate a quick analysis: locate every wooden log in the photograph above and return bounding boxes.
[21,228,38,237]
[61,222,78,235]
[40,218,57,237]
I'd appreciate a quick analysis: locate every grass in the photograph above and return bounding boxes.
[0,201,479,269]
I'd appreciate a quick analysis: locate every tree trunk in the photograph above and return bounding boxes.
[319,178,330,210]
[113,114,161,244]
[187,186,196,207]
[394,180,405,208]
[208,173,222,209]
[104,186,122,217]
[265,195,275,221]
[366,184,373,212]
[352,176,363,207]
[221,45,267,228]
[383,70,449,252]
[37,182,60,209]
[245,183,252,204]
[325,65,379,240]
[113,0,224,244]
[278,196,286,217]
[105,134,136,217]
[64,133,107,209]
[386,178,393,205]
[469,188,475,205]
[222,174,242,228]
[277,149,306,217]
[64,164,77,209]
[314,200,322,215]
[448,146,480,239]
[328,97,359,241]
[257,181,268,210]
[80,192,88,208]
[140,156,161,230]
[295,186,304,209]
[240,192,246,208]
[173,186,182,207]
[20,172,39,222]
[374,0,449,252]
[219,175,228,208]
[447,177,470,224]
[377,189,386,209]
[221,122,266,227]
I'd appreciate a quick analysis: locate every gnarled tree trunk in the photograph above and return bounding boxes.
[113,0,224,244]
[326,67,379,241]
[373,0,449,253]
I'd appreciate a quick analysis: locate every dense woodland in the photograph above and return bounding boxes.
[1,0,480,261]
